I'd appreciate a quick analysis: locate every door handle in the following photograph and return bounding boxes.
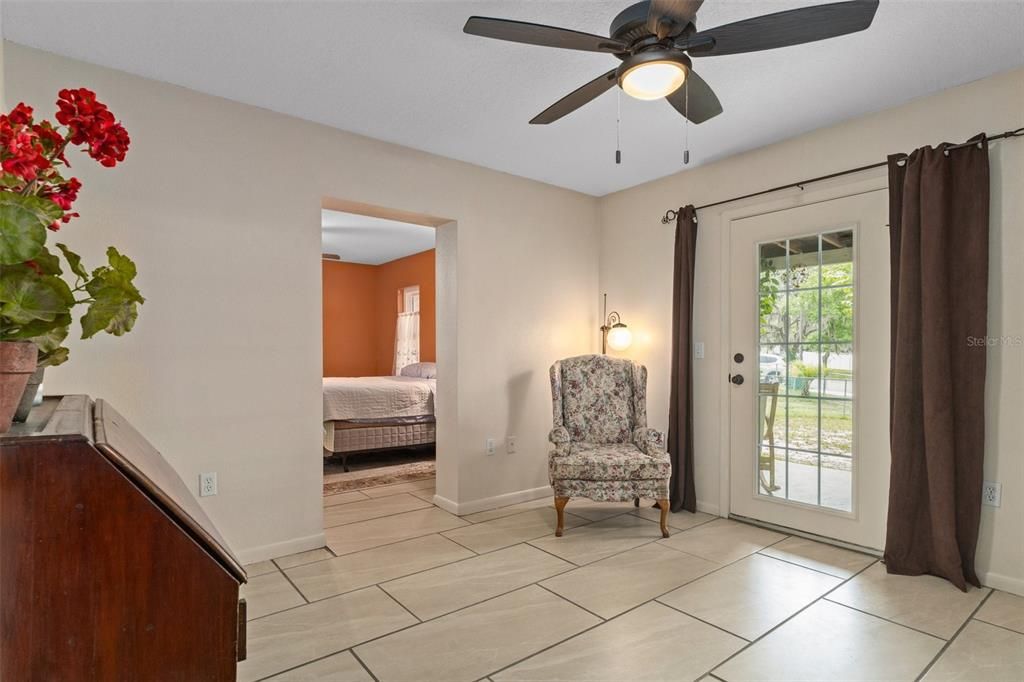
[730,374,744,385]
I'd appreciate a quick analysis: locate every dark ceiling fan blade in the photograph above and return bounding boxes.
[646,0,704,39]
[530,69,618,125]
[666,70,722,124]
[685,0,879,57]
[464,16,627,53]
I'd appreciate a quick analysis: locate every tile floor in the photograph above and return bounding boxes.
[238,476,1023,681]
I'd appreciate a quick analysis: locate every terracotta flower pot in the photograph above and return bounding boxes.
[0,341,38,433]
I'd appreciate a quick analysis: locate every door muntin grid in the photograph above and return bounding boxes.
[756,228,855,512]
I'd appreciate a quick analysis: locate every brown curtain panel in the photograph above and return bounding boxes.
[884,134,989,591]
[668,205,698,512]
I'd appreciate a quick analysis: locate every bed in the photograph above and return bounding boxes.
[323,363,436,470]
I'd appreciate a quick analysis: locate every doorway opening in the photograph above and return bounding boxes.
[320,201,446,501]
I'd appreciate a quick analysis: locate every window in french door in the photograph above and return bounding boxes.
[756,229,855,512]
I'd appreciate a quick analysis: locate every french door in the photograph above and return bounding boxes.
[728,191,890,549]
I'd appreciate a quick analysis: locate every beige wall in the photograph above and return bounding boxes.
[6,43,599,562]
[598,68,1024,594]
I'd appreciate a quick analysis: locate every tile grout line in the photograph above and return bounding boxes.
[701,558,881,679]
[280,492,913,682]
[265,500,944,682]
[260,542,576,626]
[820,596,952,642]
[484,539,800,679]
[257,535,478,622]
[482,538,787,682]
[373,551,580,622]
[263,510,755,623]
[754,548,872,580]
[914,588,996,682]
[970,614,1024,637]
[350,648,381,682]
[277,564,311,604]
[376,583,424,624]
[534,583,608,622]
[438,533,482,555]
[322,494,435,529]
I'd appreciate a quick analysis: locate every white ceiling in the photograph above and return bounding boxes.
[4,1,1022,196]
[321,210,435,265]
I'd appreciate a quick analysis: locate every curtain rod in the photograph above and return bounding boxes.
[660,127,1024,225]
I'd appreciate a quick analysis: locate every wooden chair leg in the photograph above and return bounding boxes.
[657,498,670,538]
[554,496,570,537]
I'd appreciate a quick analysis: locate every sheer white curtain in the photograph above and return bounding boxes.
[393,311,420,374]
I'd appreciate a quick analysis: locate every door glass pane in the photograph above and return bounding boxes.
[759,295,786,344]
[787,234,820,289]
[755,228,854,511]
[822,343,853,398]
[784,344,819,398]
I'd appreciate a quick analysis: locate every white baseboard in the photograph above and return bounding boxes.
[236,532,326,565]
[696,501,721,517]
[979,569,1024,596]
[433,485,554,517]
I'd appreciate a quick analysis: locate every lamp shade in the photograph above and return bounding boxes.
[607,324,632,351]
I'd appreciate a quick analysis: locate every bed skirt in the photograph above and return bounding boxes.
[323,419,436,454]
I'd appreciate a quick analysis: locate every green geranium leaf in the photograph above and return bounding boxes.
[0,193,61,265]
[32,247,63,276]
[31,322,70,353]
[0,268,74,325]
[0,312,70,341]
[80,287,128,339]
[56,243,88,280]
[104,301,138,336]
[85,248,144,306]
[39,346,70,367]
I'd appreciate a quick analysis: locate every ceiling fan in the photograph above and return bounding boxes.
[463,0,880,125]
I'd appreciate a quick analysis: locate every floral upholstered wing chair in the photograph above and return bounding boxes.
[548,354,672,538]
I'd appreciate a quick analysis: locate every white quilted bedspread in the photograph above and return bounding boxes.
[323,376,435,421]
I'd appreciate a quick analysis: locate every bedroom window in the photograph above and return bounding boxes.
[394,286,420,373]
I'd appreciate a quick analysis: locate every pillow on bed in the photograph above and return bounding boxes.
[400,362,437,379]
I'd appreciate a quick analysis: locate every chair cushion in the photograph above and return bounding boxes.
[560,355,635,444]
[549,442,670,482]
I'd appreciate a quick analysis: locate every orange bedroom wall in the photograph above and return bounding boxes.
[374,249,436,376]
[322,249,435,377]
[322,260,378,377]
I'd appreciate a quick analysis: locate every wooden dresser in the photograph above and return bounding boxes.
[0,396,247,681]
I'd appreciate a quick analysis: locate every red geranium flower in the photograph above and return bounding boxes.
[8,103,34,126]
[32,122,69,164]
[43,177,82,211]
[88,121,130,167]
[0,121,50,181]
[55,88,130,166]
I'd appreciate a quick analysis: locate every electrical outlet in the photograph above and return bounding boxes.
[507,436,517,454]
[982,481,1001,507]
[485,438,496,455]
[199,472,218,497]
[694,342,705,359]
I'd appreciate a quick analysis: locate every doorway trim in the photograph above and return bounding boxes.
[319,197,458,511]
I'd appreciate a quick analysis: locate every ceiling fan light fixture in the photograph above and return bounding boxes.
[617,52,691,101]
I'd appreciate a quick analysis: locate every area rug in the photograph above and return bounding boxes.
[323,450,435,495]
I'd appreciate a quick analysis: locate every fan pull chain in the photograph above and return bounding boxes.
[683,77,690,165]
[615,89,622,165]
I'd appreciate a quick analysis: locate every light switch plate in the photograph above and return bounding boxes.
[694,342,705,359]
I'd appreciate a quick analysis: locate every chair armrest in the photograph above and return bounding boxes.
[549,427,571,456]
[633,427,666,457]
